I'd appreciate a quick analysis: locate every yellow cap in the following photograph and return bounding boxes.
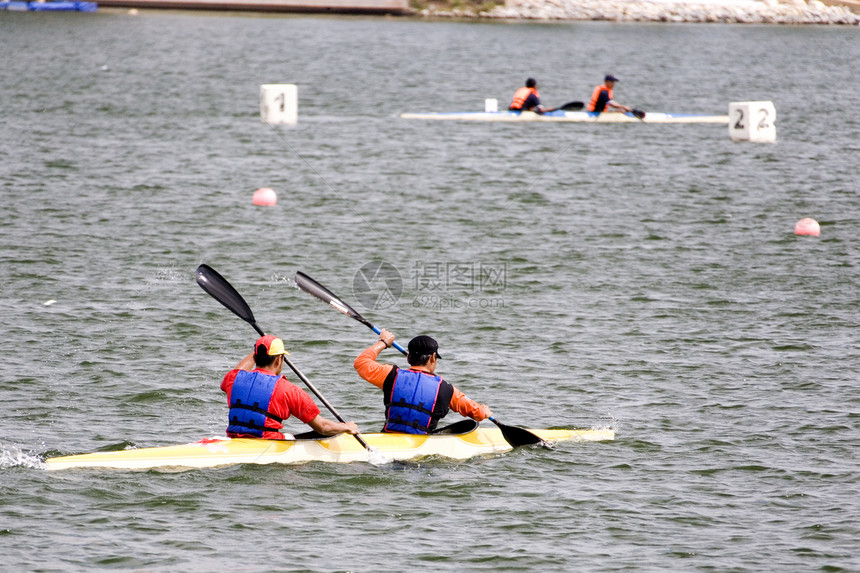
[255,335,291,356]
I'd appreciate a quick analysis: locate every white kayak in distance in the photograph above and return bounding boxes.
[401,109,729,124]
[45,420,614,471]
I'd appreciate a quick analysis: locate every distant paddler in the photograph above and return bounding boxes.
[354,331,492,434]
[509,77,548,114]
[222,335,360,439]
[588,74,633,114]
[508,78,584,114]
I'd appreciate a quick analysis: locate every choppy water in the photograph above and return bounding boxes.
[2,10,859,572]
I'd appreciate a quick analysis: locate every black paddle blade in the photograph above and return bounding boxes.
[490,418,545,447]
[559,100,584,111]
[295,271,370,326]
[196,264,261,334]
[632,108,646,120]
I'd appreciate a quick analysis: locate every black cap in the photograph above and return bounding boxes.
[408,335,442,359]
[605,74,619,82]
[526,77,537,88]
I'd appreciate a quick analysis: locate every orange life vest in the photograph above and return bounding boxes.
[510,87,540,110]
[587,84,613,112]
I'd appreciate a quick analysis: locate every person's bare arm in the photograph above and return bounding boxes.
[308,415,359,436]
[234,352,255,371]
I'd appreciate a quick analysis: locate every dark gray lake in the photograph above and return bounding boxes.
[1,10,858,572]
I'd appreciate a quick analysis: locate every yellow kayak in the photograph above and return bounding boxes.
[45,422,614,471]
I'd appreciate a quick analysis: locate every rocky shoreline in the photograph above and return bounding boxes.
[419,0,860,24]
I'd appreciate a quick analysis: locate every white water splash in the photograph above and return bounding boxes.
[0,443,47,470]
[595,413,621,434]
[154,265,186,283]
[365,446,393,466]
[270,272,295,286]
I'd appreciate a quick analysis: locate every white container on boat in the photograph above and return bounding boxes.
[260,84,297,125]
[729,101,776,143]
[485,98,498,113]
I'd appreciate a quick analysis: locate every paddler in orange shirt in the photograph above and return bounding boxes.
[509,77,548,114]
[354,331,492,434]
[587,74,632,114]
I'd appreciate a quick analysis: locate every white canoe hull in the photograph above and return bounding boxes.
[401,110,729,124]
[45,426,614,471]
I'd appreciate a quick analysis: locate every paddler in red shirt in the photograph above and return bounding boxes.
[354,331,492,434]
[221,335,359,439]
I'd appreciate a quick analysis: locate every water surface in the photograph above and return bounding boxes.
[1,11,859,572]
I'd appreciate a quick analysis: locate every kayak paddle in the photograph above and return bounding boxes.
[539,100,584,113]
[295,270,407,355]
[631,108,646,120]
[488,417,543,447]
[294,270,545,448]
[559,100,584,111]
[195,264,370,451]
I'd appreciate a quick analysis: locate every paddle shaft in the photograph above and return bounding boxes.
[364,324,406,355]
[294,271,407,354]
[373,326,407,355]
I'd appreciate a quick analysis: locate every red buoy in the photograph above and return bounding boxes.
[252,187,277,207]
[794,218,820,237]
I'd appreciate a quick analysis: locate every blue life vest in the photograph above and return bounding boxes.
[384,369,446,435]
[227,370,284,438]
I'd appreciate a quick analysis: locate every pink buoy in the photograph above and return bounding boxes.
[252,187,277,207]
[794,218,820,237]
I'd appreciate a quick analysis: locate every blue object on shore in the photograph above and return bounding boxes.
[30,1,78,9]
[1,0,98,9]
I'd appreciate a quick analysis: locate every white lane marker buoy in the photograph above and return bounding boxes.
[729,101,776,143]
[260,84,297,126]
